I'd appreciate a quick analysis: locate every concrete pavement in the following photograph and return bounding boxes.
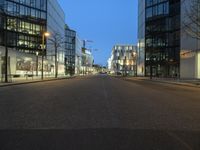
[0,75,199,149]
[120,76,200,88]
[0,76,74,87]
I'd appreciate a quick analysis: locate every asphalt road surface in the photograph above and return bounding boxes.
[0,75,200,150]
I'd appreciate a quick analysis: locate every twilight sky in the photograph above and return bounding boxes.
[58,0,138,66]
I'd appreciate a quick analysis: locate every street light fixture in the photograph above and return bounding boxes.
[41,32,50,80]
[44,32,50,37]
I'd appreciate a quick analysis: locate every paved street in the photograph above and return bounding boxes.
[0,75,200,150]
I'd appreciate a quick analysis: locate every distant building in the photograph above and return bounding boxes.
[75,36,83,75]
[64,28,94,76]
[64,25,76,75]
[108,45,137,76]
[107,57,112,71]
[81,49,94,75]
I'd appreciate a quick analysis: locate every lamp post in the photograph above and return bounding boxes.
[41,32,50,80]
[36,51,39,76]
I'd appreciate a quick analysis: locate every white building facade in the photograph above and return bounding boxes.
[137,0,145,76]
[108,45,137,76]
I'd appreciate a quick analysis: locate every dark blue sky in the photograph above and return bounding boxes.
[58,0,138,66]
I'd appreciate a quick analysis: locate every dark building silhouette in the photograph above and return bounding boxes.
[145,0,180,78]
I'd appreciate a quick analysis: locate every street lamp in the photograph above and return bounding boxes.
[41,32,50,80]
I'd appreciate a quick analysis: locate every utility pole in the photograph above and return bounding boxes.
[41,32,50,80]
[36,51,39,76]
[41,34,45,80]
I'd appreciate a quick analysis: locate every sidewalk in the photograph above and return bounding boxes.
[119,76,200,88]
[0,76,74,87]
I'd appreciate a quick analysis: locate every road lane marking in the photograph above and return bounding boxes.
[166,131,193,150]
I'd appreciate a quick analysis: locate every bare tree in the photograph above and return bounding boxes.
[48,32,64,78]
[183,0,200,40]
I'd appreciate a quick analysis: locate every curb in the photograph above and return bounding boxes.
[114,76,200,88]
[144,79,200,88]
[0,76,76,87]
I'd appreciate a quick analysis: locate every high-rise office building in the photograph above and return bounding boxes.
[138,0,200,79]
[47,0,65,76]
[0,0,47,54]
[145,0,180,78]
[0,0,67,79]
[0,0,47,79]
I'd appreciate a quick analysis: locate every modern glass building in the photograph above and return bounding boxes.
[47,0,65,76]
[0,0,47,80]
[75,35,83,75]
[64,24,76,75]
[145,0,180,78]
[0,0,47,54]
[0,0,69,80]
[139,0,200,79]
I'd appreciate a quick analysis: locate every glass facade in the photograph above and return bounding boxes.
[64,25,76,75]
[47,0,65,63]
[137,0,145,76]
[145,0,180,78]
[75,36,83,75]
[0,0,47,54]
[46,0,65,75]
